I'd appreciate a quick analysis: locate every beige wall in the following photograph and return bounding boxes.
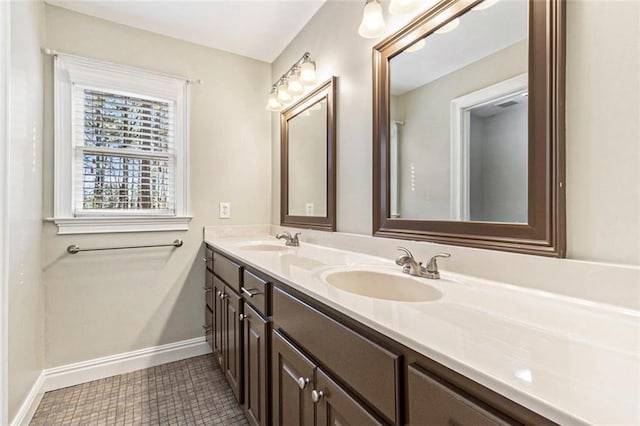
[42,5,271,368]
[8,0,45,421]
[272,0,640,266]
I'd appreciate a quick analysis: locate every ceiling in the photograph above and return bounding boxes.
[45,0,326,63]
[390,0,528,95]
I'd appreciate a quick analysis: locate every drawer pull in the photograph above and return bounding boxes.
[202,325,212,332]
[241,287,263,298]
[239,313,250,321]
[297,377,309,390]
[311,390,324,403]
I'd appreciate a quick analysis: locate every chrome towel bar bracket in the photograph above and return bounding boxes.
[67,239,183,254]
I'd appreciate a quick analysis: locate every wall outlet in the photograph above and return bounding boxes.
[219,202,231,219]
[305,203,314,216]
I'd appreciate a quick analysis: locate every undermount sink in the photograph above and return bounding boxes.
[322,269,443,302]
[237,243,289,252]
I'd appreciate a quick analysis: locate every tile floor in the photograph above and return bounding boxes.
[30,354,248,425]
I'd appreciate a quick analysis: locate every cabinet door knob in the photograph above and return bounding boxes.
[297,377,309,390]
[311,390,324,403]
[239,313,249,321]
[219,292,227,300]
[203,287,212,292]
[202,257,212,262]
[202,325,212,332]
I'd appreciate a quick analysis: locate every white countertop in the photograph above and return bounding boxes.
[205,235,640,426]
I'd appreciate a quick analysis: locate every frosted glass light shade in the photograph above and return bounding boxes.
[287,73,304,95]
[389,0,422,16]
[300,62,317,86]
[266,92,283,111]
[277,81,292,103]
[358,0,385,39]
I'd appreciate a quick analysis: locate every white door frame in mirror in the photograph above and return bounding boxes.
[450,73,528,220]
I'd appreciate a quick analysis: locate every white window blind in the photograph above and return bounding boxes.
[52,53,191,234]
[73,87,176,216]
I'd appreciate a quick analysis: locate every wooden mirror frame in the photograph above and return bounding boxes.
[372,0,565,257]
[281,77,337,231]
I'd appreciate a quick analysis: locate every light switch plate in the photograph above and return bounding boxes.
[219,202,231,219]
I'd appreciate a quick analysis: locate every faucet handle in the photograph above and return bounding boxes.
[396,246,414,259]
[425,253,451,276]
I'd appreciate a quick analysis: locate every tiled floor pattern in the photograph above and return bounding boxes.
[30,354,249,425]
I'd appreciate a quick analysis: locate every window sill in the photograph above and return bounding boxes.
[46,216,192,235]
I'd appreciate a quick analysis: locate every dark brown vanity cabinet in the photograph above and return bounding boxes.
[207,247,272,426]
[205,246,553,426]
[272,330,383,426]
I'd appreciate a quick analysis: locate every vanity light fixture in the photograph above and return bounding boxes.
[472,0,499,11]
[266,86,283,112]
[267,52,317,111]
[434,18,460,34]
[359,0,386,39]
[389,0,422,16]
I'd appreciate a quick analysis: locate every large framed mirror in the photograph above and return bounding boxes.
[281,77,337,231]
[373,0,565,256]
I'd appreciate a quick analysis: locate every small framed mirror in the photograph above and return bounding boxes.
[373,0,565,256]
[281,77,337,231]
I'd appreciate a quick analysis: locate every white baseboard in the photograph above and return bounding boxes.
[10,372,45,426]
[11,337,211,426]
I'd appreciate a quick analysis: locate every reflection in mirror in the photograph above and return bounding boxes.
[288,99,327,217]
[389,0,528,223]
[281,77,336,231]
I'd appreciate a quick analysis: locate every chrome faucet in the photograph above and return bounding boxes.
[395,247,423,277]
[276,231,301,247]
[395,247,450,279]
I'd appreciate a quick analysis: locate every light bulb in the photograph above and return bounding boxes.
[300,61,317,86]
[287,72,304,96]
[434,18,460,34]
[358,0,386,39]
[277,81,292,103]
[472,0,499,11]
[389,0,422,16]
[404,38,425,53]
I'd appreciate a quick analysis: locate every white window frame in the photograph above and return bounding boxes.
[51,54,191,234]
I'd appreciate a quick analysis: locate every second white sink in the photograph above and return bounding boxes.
[322,269,443,302]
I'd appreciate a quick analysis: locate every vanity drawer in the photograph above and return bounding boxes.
[214,252,243,292]
[205,246,214,271]
[242,270,270,317]
[273,287,401,424]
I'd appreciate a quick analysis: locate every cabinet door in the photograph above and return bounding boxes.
[272,330,315,426]
[205,269,214,310]
[224,286,243,403]
[213,276,225,365]
[407,364,515,426]
[315,368,385,426]
[243,303,270,426]
[205,306,213,351]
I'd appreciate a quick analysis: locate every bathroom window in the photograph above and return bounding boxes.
[51,54,191,234]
